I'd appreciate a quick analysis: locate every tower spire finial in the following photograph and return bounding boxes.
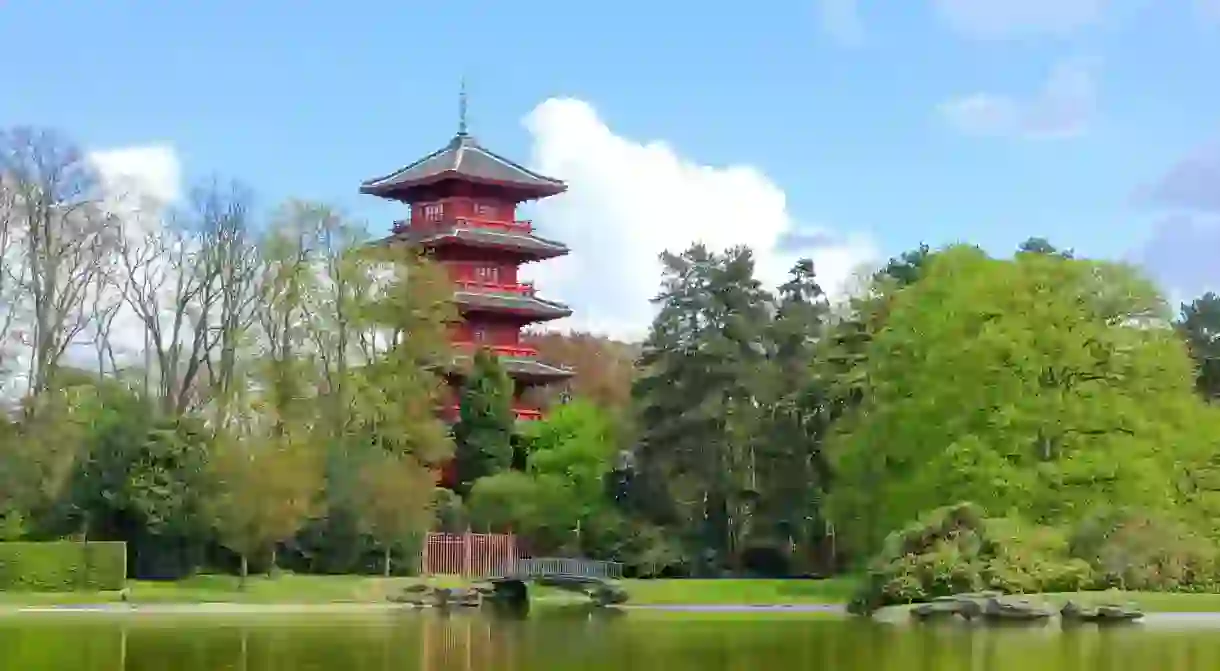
[458,76,469,136]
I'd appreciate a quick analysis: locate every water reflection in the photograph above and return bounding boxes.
[4,611,1220,670]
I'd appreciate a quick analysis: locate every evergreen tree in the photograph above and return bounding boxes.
[632,244,773,572]
[1179,292,1220,402]
[453,348,515,496]
[757,259,834,570]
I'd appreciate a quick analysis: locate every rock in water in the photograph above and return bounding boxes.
[1061,600,1144,624]
[981,597,1053,622]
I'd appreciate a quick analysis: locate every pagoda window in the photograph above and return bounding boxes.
[472,327,488,343]
[422,203,444,222]
[474,265,500,283]
[473,201,493,217]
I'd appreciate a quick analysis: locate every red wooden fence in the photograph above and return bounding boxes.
[421,532,519,578]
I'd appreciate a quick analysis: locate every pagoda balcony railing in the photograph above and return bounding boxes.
[452,342,539,358]
[514,408,544,421]
[454,279,536,296]
[393,217,534,235]
[444,405,543,421]
[453,217,534,234]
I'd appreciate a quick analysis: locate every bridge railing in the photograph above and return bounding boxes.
[508,557,624,580]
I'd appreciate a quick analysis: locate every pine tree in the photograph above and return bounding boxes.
[453,349,515,496]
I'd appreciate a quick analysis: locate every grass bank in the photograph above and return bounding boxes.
[0,575,853,607]
[5,575,1220,614]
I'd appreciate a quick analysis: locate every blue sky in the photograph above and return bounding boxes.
[2,0,1218,337]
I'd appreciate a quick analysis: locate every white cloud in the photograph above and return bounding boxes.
[939,59,1097,140]
[89,145,182,211]
[818,0,866,46]
[521,98,879,341]
[932,0,1109,39]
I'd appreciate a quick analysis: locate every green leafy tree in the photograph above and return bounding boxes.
[349,452,435,576]
[453,349,515,495]
[208,429,323,585]
[467,400,622,555]
[828,245,1201,555]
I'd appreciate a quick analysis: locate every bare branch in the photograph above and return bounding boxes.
[0,126,116,398]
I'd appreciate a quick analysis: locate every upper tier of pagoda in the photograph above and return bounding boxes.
[360,131,566,203]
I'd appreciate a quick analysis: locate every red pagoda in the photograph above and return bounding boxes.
[360,97,574,437]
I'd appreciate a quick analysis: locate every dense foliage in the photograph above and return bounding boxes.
[3,125,1219,592]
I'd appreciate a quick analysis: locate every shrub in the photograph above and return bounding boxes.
[1068,508,1220,592]
[0,541,126,591]
[847,502,1095,614]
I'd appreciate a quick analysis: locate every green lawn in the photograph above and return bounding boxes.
[0,575,855,607]
[0,574,449,606]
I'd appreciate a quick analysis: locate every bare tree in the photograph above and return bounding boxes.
[0,170,23,394]
[85,247,124,379]
[202,181,261,419]
[0,126,116,398]
[117,180,253,416]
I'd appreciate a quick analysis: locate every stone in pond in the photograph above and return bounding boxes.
[1060,600,1144,624]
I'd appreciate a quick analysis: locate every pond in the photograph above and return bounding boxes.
[3,610,1220,670]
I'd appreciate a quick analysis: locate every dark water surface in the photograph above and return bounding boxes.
[4,610,1220,670]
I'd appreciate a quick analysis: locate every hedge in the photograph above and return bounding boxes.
[0,541,127,591]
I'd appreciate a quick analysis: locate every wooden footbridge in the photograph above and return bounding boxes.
[497,557,624,581]
[490,558,628,607]
[420,533,627,607]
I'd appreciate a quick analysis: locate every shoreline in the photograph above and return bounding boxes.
[5,602,1220,629]
[0,602,846,616]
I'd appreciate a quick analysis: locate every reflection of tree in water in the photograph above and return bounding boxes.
[419,614,520,671]
[10,614,1220,669]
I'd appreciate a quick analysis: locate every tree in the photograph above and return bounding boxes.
[349,452,435,576]
[1179,293,1220,402]
[0,384,92,527]
[346,243,455,465]
[633,244,773,571]
[207,430,323,584]
[0,170,22,394]
[757,259,834,569]
[117,180,255,417]
[524,331,636,412]
[827,245,1202,555]
[453,348,515,495]
[1018,236,1074,258]
[0,127,117,397]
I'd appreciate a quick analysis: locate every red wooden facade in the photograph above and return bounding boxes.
[361,110,574,488]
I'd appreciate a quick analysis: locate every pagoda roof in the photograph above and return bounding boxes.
[414,226,569,260]
[454,290,572,321]
[448,353,574,383]
[360,132,566,200]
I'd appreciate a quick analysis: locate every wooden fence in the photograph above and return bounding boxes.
[421,532,519,578]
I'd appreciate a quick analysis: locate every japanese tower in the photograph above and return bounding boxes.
[359,101,574,430]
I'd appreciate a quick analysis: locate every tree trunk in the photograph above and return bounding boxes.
[239,554,249,590]
[383,547,392,578]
